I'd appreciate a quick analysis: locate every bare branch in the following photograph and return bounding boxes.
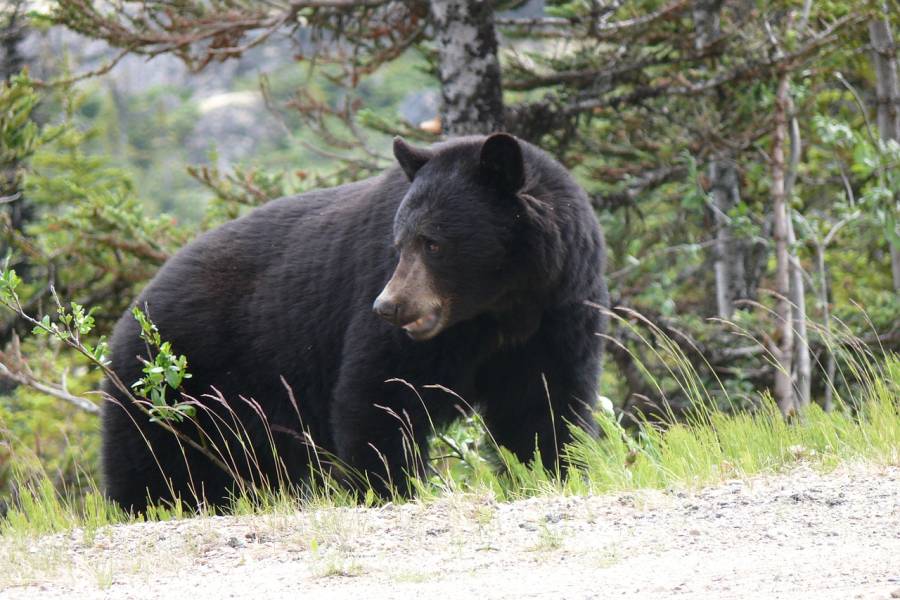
[0,337,100,415]
[0,363,101,414]
[591,0,690,38]
[33,47,131,89]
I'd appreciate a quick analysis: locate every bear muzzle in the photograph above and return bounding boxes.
[374,248,447,340]
[372,294,444,340]
[372,294,402,323]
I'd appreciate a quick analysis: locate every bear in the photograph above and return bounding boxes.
[101,133,608,512]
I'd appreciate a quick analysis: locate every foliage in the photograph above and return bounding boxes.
[2,352,897,540]
[0,74,193,498]
[2,76,188,337]
[129,306,194,423]
[0,73,61,194]
[0,1,898,510]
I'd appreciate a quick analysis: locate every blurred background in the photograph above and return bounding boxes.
[1,0,897,502]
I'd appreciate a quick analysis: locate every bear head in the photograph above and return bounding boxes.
[373,133,546,341]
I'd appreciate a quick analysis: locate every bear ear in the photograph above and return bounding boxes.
[479,133,525,193]
[393,137,432,181]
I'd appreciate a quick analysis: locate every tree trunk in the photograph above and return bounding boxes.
[786,112,811,409]
[868,17,900,292]
[692,0,722,49]
[693,0,757,319]
[430,0,505,136]
[786,208,811,409]
[0,1,26,80]
[815,241,836,412]
[772,71,796,417]
[712,194,734,318]
[708,161,754,318]
[1,0,32,270]
[0,0,30,380]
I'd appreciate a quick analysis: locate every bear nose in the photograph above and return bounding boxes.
[373,295,401,324]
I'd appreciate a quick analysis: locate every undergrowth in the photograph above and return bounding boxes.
[2,353,896,540]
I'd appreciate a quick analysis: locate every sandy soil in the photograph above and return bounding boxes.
[2,463,898,599]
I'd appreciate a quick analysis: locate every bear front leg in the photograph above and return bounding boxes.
[329,376,432,498]
[478,303,604,473]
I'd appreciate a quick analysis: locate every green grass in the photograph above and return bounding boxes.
[1,472,126,541]
[565,386,898,494]
[485,362,898,500]
[2,353,896,541]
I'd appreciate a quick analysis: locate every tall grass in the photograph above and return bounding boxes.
[2,327,897,538]
[1,464,127,541]
[426,353,897,501]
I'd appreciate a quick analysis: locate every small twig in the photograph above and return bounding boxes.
[33,47,132,89]
[836,72,878,148]
[0,361,100,414]
[592,0,689,38]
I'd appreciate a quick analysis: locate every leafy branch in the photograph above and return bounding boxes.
[0,265,245,486]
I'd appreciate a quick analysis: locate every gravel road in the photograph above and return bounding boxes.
[2,463,898,599]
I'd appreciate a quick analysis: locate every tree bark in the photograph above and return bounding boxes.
[786,112,811,409]
[708,161,751,318]
[430,0,505,135]
[815,240,836,412]
[786,208,811,409]
[868,16,900,292]
[786,210,810,411]
[772,70,796,417]
[0,1,30,379]
[0,1,26,80]
[693,0,758,319]
[692,0,722,49]
[0,0,32,269]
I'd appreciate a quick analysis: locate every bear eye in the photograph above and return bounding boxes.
[424,238,440,255]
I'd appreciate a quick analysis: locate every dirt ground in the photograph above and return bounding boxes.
[2,462,898,600]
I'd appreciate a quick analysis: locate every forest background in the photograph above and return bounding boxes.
[0,0,897,506]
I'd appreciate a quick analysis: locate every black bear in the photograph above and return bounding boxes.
[101,133,608,511]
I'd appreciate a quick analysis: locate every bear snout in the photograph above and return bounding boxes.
[372,294,402,324]
[373,286,445,340]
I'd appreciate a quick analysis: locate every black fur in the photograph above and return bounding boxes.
[101,135,608,511]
